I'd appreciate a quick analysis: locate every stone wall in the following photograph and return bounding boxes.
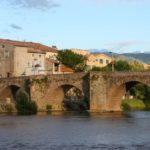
[90,71,150,112]
[1,72,150,112]
[30,73,89,111]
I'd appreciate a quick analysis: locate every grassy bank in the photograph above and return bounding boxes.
[121,99,145,111]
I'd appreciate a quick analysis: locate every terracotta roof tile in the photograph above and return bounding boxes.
[0,39,57,53]
[60,64,74,73]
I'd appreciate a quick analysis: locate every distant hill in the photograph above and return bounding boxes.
[89,49,150,64]
[89,49,109,53]
[103,52,144,63]
[123,53,150,64]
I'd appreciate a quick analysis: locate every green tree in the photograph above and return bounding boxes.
[129,83,150,110]
[114,60,131,71]
[92,65,112,72]
[16,89,37,115]
[57,50,87,72]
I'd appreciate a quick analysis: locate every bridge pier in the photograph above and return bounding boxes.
[90,72,108,112]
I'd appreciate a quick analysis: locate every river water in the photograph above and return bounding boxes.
[0,111,150,150]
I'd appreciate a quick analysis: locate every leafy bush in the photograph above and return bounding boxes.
[46,105,52,112]
[121,99,145,111]
[56,50,87,72]
[114,60,132,71]
[16,89,37,115]
[63,98,88,111]
[144,100,150,110]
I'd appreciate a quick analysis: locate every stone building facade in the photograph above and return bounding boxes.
[0,39,58,77]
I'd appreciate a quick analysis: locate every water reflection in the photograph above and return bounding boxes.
[0,111,150,150]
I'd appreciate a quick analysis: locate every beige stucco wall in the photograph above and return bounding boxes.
[71,49,90,56]
[0,43,59,77]
[87,54,112,68]
[45,51,57,59]
[45,52,62,74]
[13,47,46,76]
[0,44,14,77]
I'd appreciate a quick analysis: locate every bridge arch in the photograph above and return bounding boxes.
[48,84,85,110]
[0,84,21,103]
[107,79,150,111]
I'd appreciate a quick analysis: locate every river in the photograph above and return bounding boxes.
[0,111,150,150]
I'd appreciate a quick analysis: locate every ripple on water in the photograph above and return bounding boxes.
[0,111,150,150]
[1,143,150,150]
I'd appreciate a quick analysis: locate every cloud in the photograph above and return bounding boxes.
[10,24,22,30]
[9,0,60,10]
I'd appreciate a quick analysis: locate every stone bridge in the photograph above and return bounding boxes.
[0,71,150,112]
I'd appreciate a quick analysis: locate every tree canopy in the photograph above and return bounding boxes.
[57,50,87,72]
[92,60,144,72]
[114,60,131,71]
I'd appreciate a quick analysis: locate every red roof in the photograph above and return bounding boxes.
[60,64,74,73]
[0,39,57,53]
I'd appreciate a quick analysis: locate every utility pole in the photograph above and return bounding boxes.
[110,52,114,72]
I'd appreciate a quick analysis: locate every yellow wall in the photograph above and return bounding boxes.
[87,54,112,68]
[71,49,90,56]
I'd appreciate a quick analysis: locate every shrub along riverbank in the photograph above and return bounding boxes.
[15,89,37,115]
[121,99,149,111]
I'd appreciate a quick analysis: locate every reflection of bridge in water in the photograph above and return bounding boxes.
[0,71,150,112]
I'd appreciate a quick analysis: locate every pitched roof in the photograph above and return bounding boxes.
[92,53,112,59]
[60,64,74,73]
[0,39,57,53]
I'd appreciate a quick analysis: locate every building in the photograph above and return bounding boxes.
[71,49,90,56]
[143,63,150,70]
[90,53,112,68]
[71,49,112,69]
[0,39,59,77]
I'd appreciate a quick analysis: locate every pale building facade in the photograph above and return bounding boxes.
[71,48,112,69]
[71,49,90,56]
[143,63,150,70]
[45,51,61,74]
[0,39,59,77]
[91,53,112,67]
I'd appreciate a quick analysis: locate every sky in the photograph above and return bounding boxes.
[0,0,150,53]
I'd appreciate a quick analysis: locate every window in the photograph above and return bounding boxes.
[106,60,109,64]
[32,61,34,67]
[54,63,59,72]
[4,50,9,58]
[28,62,30,67]
[39,55,41,58]
[2,45,5,48]
[100,59,103,64]
[32,54,34,57]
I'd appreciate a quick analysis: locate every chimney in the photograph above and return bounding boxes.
[52,45,57,49]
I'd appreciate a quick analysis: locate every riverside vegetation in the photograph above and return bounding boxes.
[121,83,150,111]
[15,89,37,115]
